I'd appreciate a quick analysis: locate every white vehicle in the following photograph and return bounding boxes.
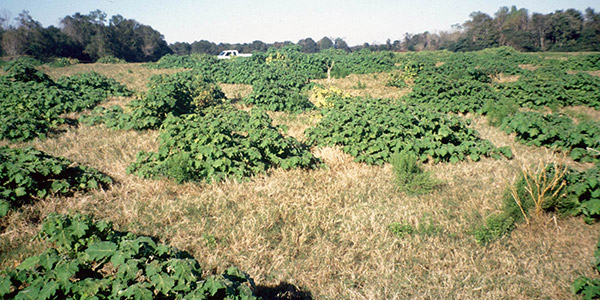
[217,50,252,59]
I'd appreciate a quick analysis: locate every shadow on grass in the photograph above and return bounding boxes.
[255,281,313,300]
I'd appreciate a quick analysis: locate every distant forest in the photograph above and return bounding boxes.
[0,6,599,62]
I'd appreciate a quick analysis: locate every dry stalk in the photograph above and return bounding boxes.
[326,61,335,83]
[509,178,530,225]
[510,152,568,224]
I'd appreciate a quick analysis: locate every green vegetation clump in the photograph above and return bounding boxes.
[390,151,440,195]
[549,53,600,71]
[573,235,600,299]
[500,112,600,163]
[56,71,132,98]
[96,55,127,64]
[305,97,511,165]
[405,70,498,114]
[496,67,600,109]
[0,63,131,141]
[565,165,600,223]
[0,213,258,299]
[474,164,600,245]
[80,71,225,130]
[48,57,79,67]
[388,222,415,237]
[127,106,322,183]
[0,147,112,218]
[244,66,314,112]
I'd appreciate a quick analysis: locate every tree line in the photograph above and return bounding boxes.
[174,6,600,54]
[0,6,599,63]
[0,10,171,62]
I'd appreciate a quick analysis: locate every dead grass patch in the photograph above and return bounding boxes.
[587,70,600,77]
[39,63,184,92]
[519,64,540,71]
[492,73,520,83]
[562,105,600,123]
[312,72,411,99]
[220,83,252,101]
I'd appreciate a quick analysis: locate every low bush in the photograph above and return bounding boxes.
[127,105,322,183]
[0,213,258,299]
[0,147,112,218]
[305,97,511,165]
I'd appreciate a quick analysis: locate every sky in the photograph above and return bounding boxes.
[1,0,598,46]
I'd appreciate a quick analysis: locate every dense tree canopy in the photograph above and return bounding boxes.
[1,10,171,62]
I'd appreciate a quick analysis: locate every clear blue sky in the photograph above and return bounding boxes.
[1,0,598,46]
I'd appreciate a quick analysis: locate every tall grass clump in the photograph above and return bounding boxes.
[474,157,570,245]
[390,151,440,195]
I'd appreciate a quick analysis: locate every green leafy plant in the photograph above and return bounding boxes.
[501,112,600,163]
[127,105,322,183]
[0,63,131,141]
[564,165,600,223]
[0,146,112,218]
[495,67,600,109]
[0,213,258,299]
[244,66,314,112]
[572,235,600,299]
[80,71,225,130]
[305,97,511,165]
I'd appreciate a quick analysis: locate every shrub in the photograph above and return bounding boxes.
[305,97,511,165]
[127,105,322,183]
[0,146,112,218]
[244,66,314,112]
[0,213,258,299]
[96,55,126,64]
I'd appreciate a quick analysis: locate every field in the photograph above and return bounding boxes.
[1,48,600,299]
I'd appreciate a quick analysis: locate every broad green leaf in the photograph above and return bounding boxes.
[17,256,40,271]
[85,241,117,261]
[0,276,12,296]
[150,273,175,295]
[38,281,59,300]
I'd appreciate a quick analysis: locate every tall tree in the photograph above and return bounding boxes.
[317,36,333,51]
[334,37,350,52]
[297,37,318,53]
[531,13,550,50]
[547,9,584,50]
[580,8,600,50]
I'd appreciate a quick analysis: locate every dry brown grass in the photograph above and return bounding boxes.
[491,73,520,83]
[561,106,600,123]
[220,83,253,101]
[587,70,600,77]
[519,64,540,71]
[312,72,411,99]
[1,63,599,299]
[39,63,184,92]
